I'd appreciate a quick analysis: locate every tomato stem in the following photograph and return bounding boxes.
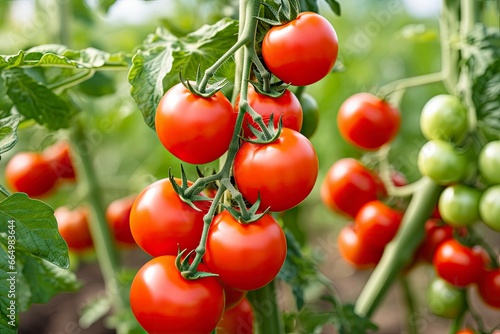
[0,185,11,198]
[354,178,442,317]
[399,275,417,334]
[248,280,284,334]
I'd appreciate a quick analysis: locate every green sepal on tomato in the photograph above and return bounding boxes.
[130,255,225,334]
[337,93,401,150]
[204,210,286,291]
[234,128,318,212]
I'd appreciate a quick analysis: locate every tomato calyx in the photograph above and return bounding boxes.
[259,0,300,26]
[243,111,283,143]
[168,166,212,211]
[249,77,288,98]
[179,67,228,98]
[176,249,218,280]
[220,179,270,223]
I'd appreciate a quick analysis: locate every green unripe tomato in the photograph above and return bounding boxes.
[478,141,500,185]
[438,184,481,227]
[479,185,500,231]
[417,140,467,185]
[427,277,467,319]
[420,95,468,143]
[299,93,319,138]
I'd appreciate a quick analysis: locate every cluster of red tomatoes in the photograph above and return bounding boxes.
[5,141,76,197]
[128,9,339,334]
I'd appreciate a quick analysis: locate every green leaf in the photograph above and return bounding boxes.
[128,18,238,129]
[0,193,70,268]
[278,229,318,310]
[0,247,18,334]
[324,0,341,16]
[106,308,148,334]
[79,293,112,329]
[19,253,80,308]
[1,69,77,130]
[0,75,13,117]
[96,0,117,13]
[0,115,19,156]
[327,302,378,334]
[298,0,319,12]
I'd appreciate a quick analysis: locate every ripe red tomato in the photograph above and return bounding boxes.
[129,178,210,257]
[216,298,254,334]
[5,152,58,197]
[55,206,93,252]
[337,224,383,269]
[222,284,247,310]
[456,329,476,334]
[417,219,454,263]
[236,85,302,138]
[433,239,485,287]
[337,93,401,150]
[204,210,286,291]
[43,141,76,180]
[355,201,403,249]
[106,196,136,247]
[130,255,224,334]
[478,269,500,309]
[321,158,385,218]
[262,12,338,86]
[155,83,236,164]
[234,128,318,212]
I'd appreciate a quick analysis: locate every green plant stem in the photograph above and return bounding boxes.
[48,69,95,93]
[248,281,284,334]
[399,275,417,334]
[0,185,11,198]
[71,121,127,312]
[449,296,468,334]
[379,72,444,97]
[354,178,442,317]
[440,0,460,94]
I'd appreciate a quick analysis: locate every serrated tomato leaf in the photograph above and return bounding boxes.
[0,115,19,156]
[324,0,341,16]
[0,193,69,268]
[128,18,238,129]
[0,246,18,334]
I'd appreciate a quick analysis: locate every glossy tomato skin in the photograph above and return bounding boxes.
[420,95,468,143]
[217,298,254,334]
[479,141,500,184]
[106,196,136,247]
[479,185,500,231]
[417,140,467,185]
[438,185,481,227]
[155,83,236,164]
[337,223,383,269]
[262,12,338,86]
[321,158,384,218]
[234,128,318,212]
[129,178,210,257]
[426,277,467,319]
[355,201,403,249]
[5,152,58,197]
[130,255,224,334]
[299,93,319,138]
[418,219,454,263]
[236,85,303,138]
[55,206,93,252]
[337,93,401,150]
[478,269,500,309]
[43,141,76,180]
[433,239,485,287]
[204,211,286,291]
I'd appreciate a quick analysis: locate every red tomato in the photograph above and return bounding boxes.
[478,269,500,309]
[5,152,58,197]
[204,210,286,291]
[337,224,383,269]
[337,93,401,150]
[236,85,303,138]
[106,196,136,247]
[43,141,76,180]
[130,255,224,334]
[321,158,384,218]
[129,178,210,257]
[433,239,485,287]
[262,12,338,86]
[355,201,403,249]
[234,128,318,212]
[55,206,93,252]
[222,284,247,310]
[217,298,254,334]
[418,219,454,263]
[456,329,475,334]
[155,83,236,164]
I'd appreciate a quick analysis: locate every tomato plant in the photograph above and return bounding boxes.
[337,93,401,150]
[478,269,500,309]
[233,128,318,212]
[478,140,500,185]
[479,185,500,231]
[54,206,93,253]
[298,93,319,138]
[106,196,136,247]
[262,11,338,86]
[417,140,467,185]
[42,141,76,180]
[427,276,467,319]
[337,223,383,269]
[204,210,287,291]
[130,255,225,334]
[438,184,481,227]
[417,219,455,263]
[155,82,236,164]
